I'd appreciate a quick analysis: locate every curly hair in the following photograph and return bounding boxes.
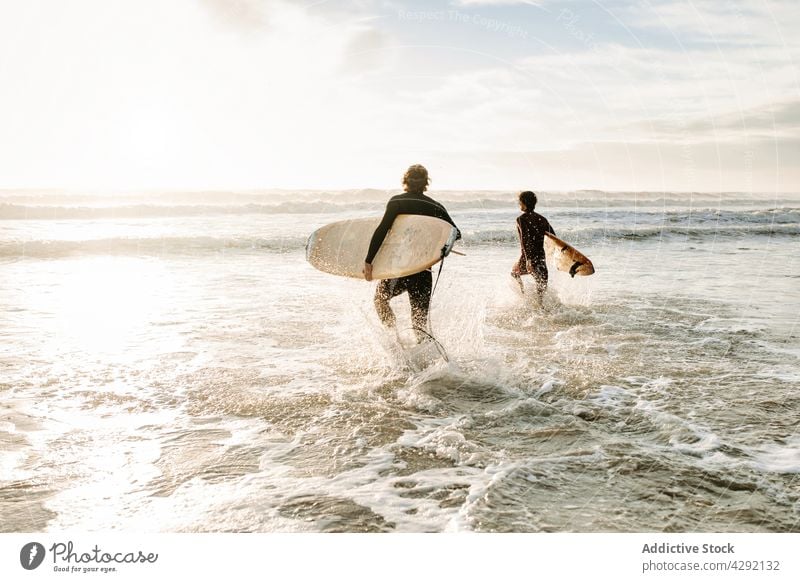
[403,164,430,194]
[518,190,537,210]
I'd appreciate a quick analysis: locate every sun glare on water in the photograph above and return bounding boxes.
[41,257,175,359]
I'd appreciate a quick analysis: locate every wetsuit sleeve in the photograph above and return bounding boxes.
[547,219,555,237]
[365,200,399,264]
[440,208,461,240]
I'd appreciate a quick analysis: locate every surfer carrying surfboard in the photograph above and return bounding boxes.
[363,165,460,342]
[511,190,555,303]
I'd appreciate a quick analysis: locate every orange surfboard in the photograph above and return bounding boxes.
[544,232,595,277]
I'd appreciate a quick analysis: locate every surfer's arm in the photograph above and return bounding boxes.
[365,201,399,264]
[438,208,461,240]
[447,219,462,241]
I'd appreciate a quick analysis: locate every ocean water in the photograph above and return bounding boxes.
[1,189,798,533]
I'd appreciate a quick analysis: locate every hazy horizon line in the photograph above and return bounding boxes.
[2,187,799,197]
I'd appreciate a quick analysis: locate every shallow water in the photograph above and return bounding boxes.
[1,190,798,532]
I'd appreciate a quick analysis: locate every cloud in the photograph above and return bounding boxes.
[633,100,800,142]
[451,0,543,6]
[197,0,271,30]
[622,0,800,50]
[340,25,392,74]
[0,0,387,189]
[503,39,799,144]
[423,136,799,192]
[0,0,796,191]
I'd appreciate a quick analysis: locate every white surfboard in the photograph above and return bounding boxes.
[306,215,458,279]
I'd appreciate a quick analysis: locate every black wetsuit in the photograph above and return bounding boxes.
[366,192,460,337]
[513,210,555,297]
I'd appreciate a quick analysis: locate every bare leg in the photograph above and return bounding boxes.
[511,271,524,294]
[511,258,526,295]
[531,262,548,306]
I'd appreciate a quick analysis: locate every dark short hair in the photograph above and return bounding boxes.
[519,190,537,210]
[403,164,430,193]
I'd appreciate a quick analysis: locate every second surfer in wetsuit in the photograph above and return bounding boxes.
[512,190,555,304]
[363,165,460,341]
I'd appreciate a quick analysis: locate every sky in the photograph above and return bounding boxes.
[0,0,798,192]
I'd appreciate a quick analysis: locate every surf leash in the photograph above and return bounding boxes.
[431,255,446,299]
[406,231,462,365]
[431,233,458,299]
[417,243,450,361]
[408,326,450,363]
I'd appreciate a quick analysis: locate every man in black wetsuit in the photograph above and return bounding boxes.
[363,165,460,341]
[511,190,555,304]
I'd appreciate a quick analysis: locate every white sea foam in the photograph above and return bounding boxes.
[587,385,635,408]
[749,438,800,474]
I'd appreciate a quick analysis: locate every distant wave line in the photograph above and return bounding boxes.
[3,223,798,258]
[2,199,799,220]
